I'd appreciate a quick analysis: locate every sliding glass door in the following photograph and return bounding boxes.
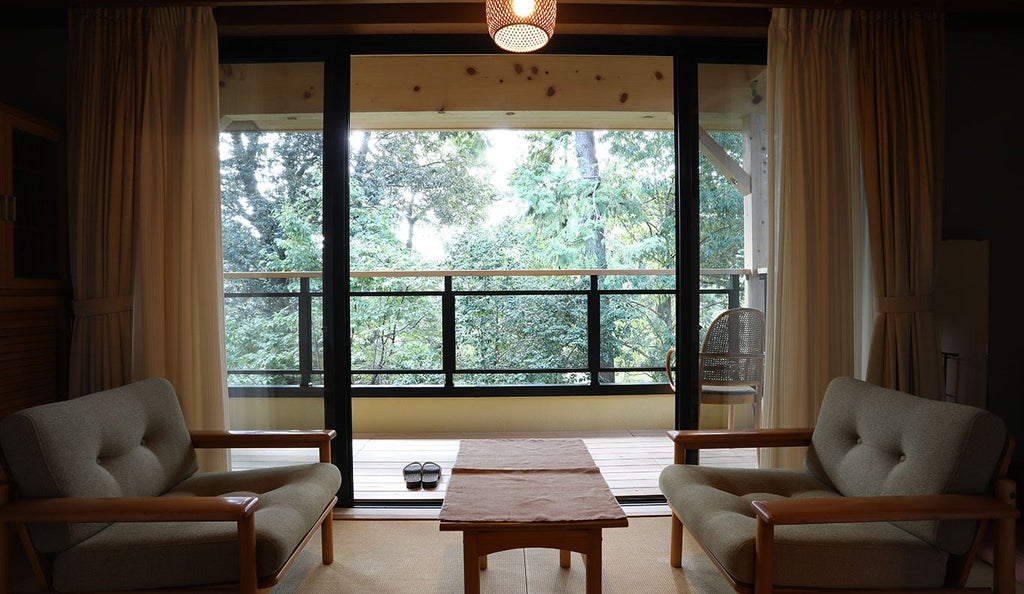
[218,37,765,506]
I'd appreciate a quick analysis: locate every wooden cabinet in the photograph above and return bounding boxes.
[0,103,69,417]
[0,105,63,288]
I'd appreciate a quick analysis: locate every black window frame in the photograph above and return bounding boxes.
[219,34,766,506]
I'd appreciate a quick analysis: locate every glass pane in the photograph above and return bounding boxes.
[219,61,325,444]
[351,373,444,387]
[350,295,442,371]
[697,62,767,438]
[453,372,588,386]
[455,294,587,370]
[453,273,588,292]
[346,53,693,501]
[600,293,675,368]
[698,62,767,335]
[11,127,60,278]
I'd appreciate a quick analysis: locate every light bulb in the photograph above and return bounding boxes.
[511,0,536,18]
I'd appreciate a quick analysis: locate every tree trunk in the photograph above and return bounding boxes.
[575,131,615,383]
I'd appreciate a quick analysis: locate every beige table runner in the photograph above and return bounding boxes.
[452,438,600,472]
[440,438,627,524]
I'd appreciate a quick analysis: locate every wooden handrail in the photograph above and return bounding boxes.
[224,267,757,279]
[190,429,336,463]
[667,428,814,449]
[0,496,258,524]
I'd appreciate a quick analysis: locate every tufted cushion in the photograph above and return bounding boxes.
[805,377,1007,553]
[50,462,342,591]
[0,378,198,552]
[658,465,949,588]
[659,376,1009,590]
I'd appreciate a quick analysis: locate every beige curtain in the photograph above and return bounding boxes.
[763,9,869,468]
[67,9,142,396]
[67,8,228,436]
[131,8,228,434]
[854,11,946,399]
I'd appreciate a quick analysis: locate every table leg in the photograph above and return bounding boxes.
[479,554,488,570]
[585,529,602,594]
[463,532,480,594]
[559,549,571,568]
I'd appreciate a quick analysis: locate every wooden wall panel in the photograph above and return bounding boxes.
[0,296,68,417]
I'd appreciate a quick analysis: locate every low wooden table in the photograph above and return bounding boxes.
[439,438,628,593]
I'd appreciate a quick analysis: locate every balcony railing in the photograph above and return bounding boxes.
[224,269,762,398]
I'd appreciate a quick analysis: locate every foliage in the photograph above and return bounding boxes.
[220,127,749,387]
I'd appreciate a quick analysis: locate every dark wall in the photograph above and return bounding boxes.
[0,28,66,125]
[944,21,1024,487]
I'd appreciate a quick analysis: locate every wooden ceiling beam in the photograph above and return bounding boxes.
[27,0,1023,9]
[5,0,1019,34]
[213,3,772,36]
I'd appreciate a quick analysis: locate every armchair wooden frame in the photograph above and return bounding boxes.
[666,428,1020,594]
[0,429,339,594]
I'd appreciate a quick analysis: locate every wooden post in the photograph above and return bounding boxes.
[754,517,774,594]
[238,514,258,594]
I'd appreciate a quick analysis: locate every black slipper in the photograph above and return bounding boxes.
[403,462,423,489]
[421,461,441,490]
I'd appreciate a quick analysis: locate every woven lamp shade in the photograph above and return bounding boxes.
[486,0,556,53]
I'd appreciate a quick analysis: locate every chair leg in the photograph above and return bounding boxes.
[670,512,683,568]
[993,517,1015,594]
[321,513,334,565]
[0,519,8,594]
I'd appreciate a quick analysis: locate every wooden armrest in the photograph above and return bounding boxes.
[752,493,1021,526]
[0,495,258,524]
[750,493,1021,593]
[190,429,336,448]
[190,429,336,462]
[667,428,814,450]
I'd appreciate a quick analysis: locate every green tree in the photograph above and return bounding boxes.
[505,130,678,381]
[220,131,325,385]
[348,131,499,383]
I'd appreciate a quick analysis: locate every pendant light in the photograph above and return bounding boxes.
[486,0,556,53]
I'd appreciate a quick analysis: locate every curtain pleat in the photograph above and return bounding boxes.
[67,9,143,397]
[66,7,228,444]
[855,11,946,398]
[763,9,868,468]
[132,7,229,436]
[763,8,946,468]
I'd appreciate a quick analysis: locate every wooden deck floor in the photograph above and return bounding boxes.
[231,430,758,503]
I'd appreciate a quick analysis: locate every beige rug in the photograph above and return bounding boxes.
[273,516,731,593]
[7,515,1015,593]
[276,516,1020,594]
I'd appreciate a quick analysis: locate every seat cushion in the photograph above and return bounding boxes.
[659,465,949,589]
[51,462,342,591]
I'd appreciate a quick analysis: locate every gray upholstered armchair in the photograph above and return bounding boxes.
[0,377,341,593]
[659,376,1019,593]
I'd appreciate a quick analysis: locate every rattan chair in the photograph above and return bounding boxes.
[666,307,765,429]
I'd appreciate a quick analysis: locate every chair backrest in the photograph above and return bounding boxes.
[805,377,1009,555]
[698,307,765,387]
[0,377,199,553]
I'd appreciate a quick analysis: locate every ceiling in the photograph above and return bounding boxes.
[6,1,1022,38]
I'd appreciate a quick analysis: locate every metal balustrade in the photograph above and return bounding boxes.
[224,269,761,398]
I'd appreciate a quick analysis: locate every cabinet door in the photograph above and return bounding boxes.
[0,108,63,289]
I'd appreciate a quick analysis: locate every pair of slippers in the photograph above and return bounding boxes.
[403,461,441,490]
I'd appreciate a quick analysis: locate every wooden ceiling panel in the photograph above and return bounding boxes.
[5,1,1020,35]
[212,3,771,37]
